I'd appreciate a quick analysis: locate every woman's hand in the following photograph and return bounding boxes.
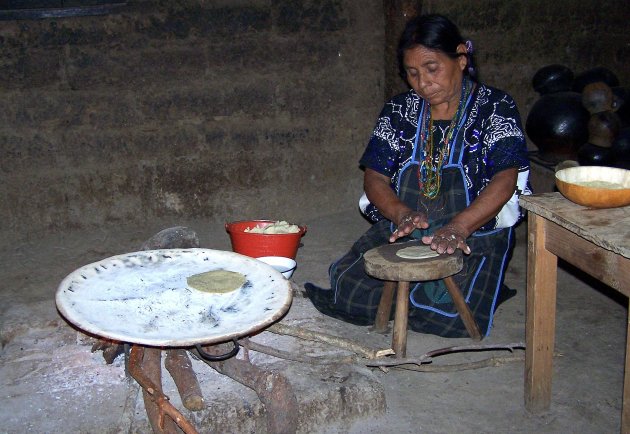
[389,211,429,243]
[422,222,471,255]
[420,168,520,255]
[364,168,430,243]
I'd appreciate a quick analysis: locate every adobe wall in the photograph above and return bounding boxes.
[0,1,385,247]
[2,1,629,247]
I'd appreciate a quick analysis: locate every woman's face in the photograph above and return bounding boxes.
[402,44,467,111]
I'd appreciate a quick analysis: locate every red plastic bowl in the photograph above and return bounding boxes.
[225,220,307,259]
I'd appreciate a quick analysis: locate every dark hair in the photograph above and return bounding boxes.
[397,14,476,80]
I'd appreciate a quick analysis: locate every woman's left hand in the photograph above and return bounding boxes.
[422,222,471,255]
[420,168,519,256]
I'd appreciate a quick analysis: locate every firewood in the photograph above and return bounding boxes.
[165,350,205,411]
[90,339,124,364]
[140,347,181,434]
[267,323,394,358]
[128,346,198,434]
[194,342,299,434]
[364,342,525,368]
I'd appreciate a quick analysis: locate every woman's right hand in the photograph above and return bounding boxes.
[389,211,429,242]
[363,169,429,242]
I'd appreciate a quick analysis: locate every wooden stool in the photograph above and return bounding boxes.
[364,242,482,358]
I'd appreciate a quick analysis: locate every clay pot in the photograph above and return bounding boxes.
[532,64,574,95]
[573,67,620,93]
[587,111,621,148]
[577,142,611,166]
[526,91,590,160]
[582,82,614,114]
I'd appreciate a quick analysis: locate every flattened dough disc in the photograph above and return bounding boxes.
[187,270,246,293]
[396,245,440,260]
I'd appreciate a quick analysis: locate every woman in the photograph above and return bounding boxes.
[305,14,530,338]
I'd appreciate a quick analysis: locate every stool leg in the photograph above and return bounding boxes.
[374,281,396,332]
[443,276,482,341]
[392,281,410,358]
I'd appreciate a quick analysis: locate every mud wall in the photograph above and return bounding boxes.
[0,0,385,247]
[2,0,629,247]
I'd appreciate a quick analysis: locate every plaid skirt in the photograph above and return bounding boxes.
[305,167,515,338]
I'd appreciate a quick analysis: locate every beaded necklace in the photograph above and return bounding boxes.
[418,77,472,199]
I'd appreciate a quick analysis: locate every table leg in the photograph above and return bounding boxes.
[374,281,396,332]
[525,213,558,413]
[392,281,410,358]
[622,299,630,434]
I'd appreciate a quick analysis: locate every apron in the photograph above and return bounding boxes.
[309,95,514,338]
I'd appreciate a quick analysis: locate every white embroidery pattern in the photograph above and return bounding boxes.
[373,117,400,151]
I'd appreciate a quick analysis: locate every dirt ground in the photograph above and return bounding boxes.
[0,208,626,433]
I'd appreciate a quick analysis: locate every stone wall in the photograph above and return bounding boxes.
[0,0,385,247]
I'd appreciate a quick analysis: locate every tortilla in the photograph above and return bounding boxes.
[187,270,246,294]
[396,245,440,260]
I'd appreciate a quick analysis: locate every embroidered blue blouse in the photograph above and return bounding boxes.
[359,85,531,231]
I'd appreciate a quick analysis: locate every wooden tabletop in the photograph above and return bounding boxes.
[520,193,630,259]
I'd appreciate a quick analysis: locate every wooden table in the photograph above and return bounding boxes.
[519,193,630,432]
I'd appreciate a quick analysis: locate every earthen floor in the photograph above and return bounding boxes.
[0,209,625,433]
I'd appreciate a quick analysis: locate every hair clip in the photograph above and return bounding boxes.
[465,40,474,55]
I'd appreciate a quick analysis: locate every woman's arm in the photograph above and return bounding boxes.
[422,167,518,254]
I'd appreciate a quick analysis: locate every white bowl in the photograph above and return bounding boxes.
[256,256,297,279]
